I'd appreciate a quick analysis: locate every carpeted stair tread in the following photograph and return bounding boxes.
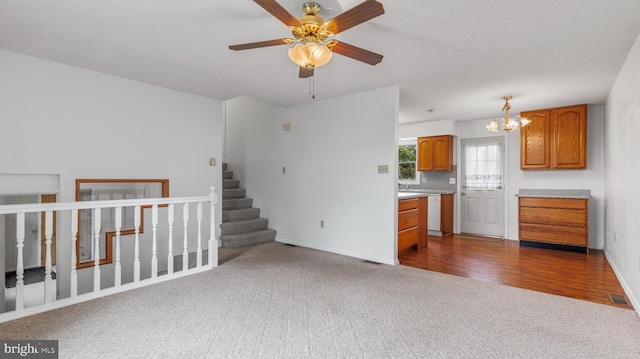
[221,218,269,235]
[223,179,240,189]
[222,207,261,222]
[223,188,247,199]
[221,229,277,249]
[221,163,276,248]
[222,198,253,210]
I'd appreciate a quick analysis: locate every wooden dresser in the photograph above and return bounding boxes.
[518,189,590,252]
[398,196,427,252]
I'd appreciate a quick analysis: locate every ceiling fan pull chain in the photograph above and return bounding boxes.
[308,76,316,99]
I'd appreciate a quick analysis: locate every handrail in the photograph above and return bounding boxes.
[0,186,219,322]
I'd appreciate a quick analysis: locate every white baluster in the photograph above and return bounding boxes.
[70,209,78,298]
[114,207,122,287]
[183,202,189,272]
[167,204,174,275]
[151,204,158,278]
[15,213,25,311]
[197,202,202,268]
[209,186,218,267]
[44,211,54,303]
[93,208,101,292]
[134,205,141,282]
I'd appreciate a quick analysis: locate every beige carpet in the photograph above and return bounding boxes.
[1,241,639,358]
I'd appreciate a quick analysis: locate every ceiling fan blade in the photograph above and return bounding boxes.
[324,0,385,34]
[229,39,291,51]
[299,67,314,78]
[332,41,383,65]
[254,0,301,27]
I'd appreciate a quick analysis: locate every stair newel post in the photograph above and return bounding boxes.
[93,207,101,292]
[183,203,189,272]
[70,209,78,297]
[44,210,55,303]
[196,202,203,268]
[167,204,174,275]
[151,204,158,278]
[134,205,141,282]
[114,206,122,287]
[209,186,218,267]
[15,212,25,311]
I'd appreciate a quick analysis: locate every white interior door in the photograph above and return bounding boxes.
[460,138,505,237]
[3,195,40,271]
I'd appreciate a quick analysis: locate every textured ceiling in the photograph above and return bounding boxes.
[1,0,640,124]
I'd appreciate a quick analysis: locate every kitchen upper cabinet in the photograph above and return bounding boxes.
[418,135,453,171]
[520,104,587,170]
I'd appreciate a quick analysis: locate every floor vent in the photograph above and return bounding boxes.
[607,293,631,306]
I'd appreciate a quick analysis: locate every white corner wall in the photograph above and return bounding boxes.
[0,49,223,298]
[225,86,400,264]
[604,32,640,311]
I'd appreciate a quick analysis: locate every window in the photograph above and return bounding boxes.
[398,138,419,184]
[464,143,502,190]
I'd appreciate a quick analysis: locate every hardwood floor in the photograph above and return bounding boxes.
[399,234,633,310]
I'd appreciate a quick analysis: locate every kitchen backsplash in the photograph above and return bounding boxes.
[410,165,458,192]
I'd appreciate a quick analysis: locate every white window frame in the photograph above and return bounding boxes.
[398,138,420,185]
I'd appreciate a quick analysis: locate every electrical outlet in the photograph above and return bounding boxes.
[320,220,325,228]
[421,176,428,183]
[449,178,456,185]
[209,158,216,166]
[283,123,292,131]
[282,167,286,174]
[614,231,617,242]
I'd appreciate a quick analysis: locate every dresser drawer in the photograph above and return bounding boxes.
[519,223,587,246]
[398,198,419,211]
[398,226,419,252]
[398,208,419,231]
[519,197,587,210]
[519,207,587,227]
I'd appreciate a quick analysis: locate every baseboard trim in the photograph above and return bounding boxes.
[275,237,397,265]
[604,249,640,316]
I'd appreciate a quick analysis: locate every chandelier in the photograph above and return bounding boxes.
[486,96,531,132]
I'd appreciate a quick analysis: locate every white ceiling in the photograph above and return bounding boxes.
[1,0,640,124]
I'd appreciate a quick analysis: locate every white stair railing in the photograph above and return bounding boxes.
[0,186,218,323]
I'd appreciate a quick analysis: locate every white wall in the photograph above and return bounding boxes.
[225,87,400,264]
[604,33,640,311]
[0,49,223,298]
[400,105,606,248]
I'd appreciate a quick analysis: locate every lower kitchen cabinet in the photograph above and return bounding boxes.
[518,196,588,251]
[398,197,427,252]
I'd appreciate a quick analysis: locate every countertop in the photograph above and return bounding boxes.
[517,189,591,199]
[398,189,456,199]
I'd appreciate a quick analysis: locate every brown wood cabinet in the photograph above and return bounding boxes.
[418,135,453,171]
[398,197,427,252]
[520,105,587,170]
[440,193,454,236]
[518,197,588,249]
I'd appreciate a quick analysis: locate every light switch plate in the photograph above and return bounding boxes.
[378,165,389,174]
[209,158,216,166]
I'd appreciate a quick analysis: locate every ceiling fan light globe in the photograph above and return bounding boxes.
[288,42,332,69]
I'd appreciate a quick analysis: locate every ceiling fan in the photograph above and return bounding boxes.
[229,0,385,78]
